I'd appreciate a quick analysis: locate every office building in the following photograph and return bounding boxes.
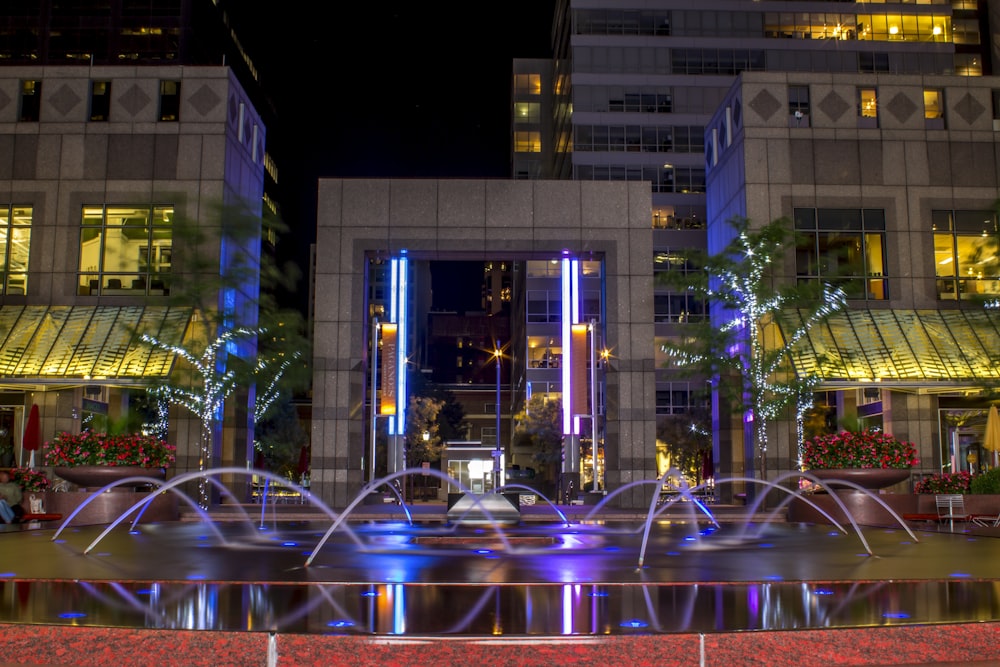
[507,0,1000,498]
[0,1,273,497]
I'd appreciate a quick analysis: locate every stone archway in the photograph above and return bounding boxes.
[311,179,657,508]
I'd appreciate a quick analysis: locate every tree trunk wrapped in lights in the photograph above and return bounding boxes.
[658,215,847,486]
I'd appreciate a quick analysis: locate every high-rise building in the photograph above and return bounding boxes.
[510,0,1000,498]
[0,0,276,500]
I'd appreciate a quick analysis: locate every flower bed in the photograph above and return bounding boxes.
[801,429,919,470]
[43,431,176,468]
[10,467,50,492]
[914,471,973,494]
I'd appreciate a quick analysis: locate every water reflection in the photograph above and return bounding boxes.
[3,578,1000,635]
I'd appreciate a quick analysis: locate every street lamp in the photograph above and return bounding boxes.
[493,343,502,493]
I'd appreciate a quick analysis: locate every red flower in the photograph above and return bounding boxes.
[801,429,919,470]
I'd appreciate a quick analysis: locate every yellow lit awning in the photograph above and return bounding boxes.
[0,305,191,389]
[780,308,1000,394]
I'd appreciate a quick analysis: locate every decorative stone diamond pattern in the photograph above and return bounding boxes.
[818,91,851,122]
[189,84,221,117]
[748,90,781,121]
[49,84,82,117]
[886,92,917,123]
[0,88,10,112]
[954,92,985,126]
[119,84,151,117]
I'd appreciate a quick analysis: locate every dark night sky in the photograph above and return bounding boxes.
[232,4,556,311]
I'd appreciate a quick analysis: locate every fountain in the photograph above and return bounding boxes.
[3,467,1000,666]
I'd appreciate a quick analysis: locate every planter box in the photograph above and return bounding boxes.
[45,490,179,526]
[788,492,1000,527]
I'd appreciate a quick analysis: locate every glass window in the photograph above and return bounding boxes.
[655,383,706,415]
[158,80,180,121]
[513,74,541,96]
[933,210,999,300]
[0,205,32,295]
[514,102,540,123]
[788,84,809,117]
[795,208,887,300]
[859,88,878,118]
[527,290,561,323]
[923,89,943,119]
[90,80,111,121]
[19,80,41,122]
[78,205,173,296]
[514,131,541,153]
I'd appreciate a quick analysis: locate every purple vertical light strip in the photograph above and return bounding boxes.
[561,257,572,433]
[396,255,408,435]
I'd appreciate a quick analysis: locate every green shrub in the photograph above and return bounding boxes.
[971,467,1000,494]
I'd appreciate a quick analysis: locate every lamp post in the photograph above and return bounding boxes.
[493,343,502,493]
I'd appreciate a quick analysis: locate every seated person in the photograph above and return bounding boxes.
[0,470,23,523]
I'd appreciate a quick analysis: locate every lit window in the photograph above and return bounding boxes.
[859,88,877,118]
[795,208,888,300]
[90,80,111,122]
[923,89,943,119]
[19,80,41,122]
[78,205,173,296]
[514,102,540,123]
[932,210,999,300]
[514,74,541,96]
[0,205,32,295]
[158,80,180,121]
[514,131,541,153]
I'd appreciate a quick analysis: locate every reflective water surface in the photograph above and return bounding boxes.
[2,519,1000,635]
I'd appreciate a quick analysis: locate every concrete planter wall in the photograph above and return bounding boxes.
[45,490,179,526]
[788,492,1000,527]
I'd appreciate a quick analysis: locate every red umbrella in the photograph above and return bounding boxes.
[701,450,714,481]
[21,404,40,468]
[296,445,310,476]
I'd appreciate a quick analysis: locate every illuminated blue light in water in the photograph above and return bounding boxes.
[282,541,298,547]
[812,589,834,596]
[949,572,972,578]
[327,620,354,628]
[361,591,379,598]
[757,543,775,549]
[475,549,492,554]
[620,619,648,628]
[764,575,783,581]
[136,589,155,595]
[683,536,696,542]
[0,572,14,578]
[883,612,911,619]
[186,574,206,580]
[603,546,620,552]
[52,539,66,544]
[588,591,609,597]
[128,530,140,535]
[59,612,86,619]
[666,551,681,556]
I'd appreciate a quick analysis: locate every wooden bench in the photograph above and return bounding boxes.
[20,513,62,523]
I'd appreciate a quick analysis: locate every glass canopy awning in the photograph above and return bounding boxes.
[0,305,190,390]
[780,308,1000,393]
